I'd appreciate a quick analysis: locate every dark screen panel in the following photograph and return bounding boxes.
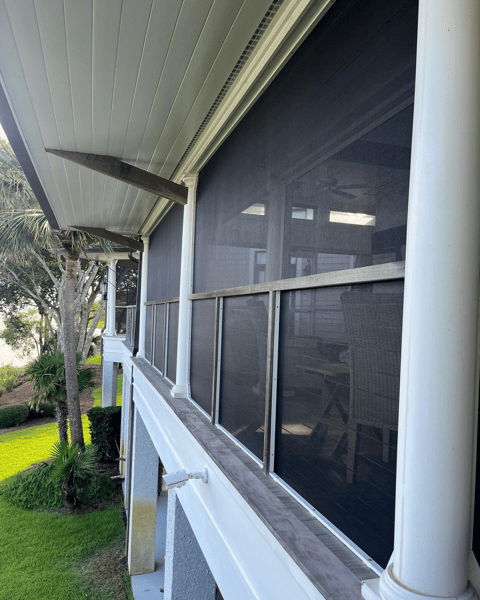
[145,305,154,364]
[193,0,416,293]
[219,295,268,460]
[166,302,179,383]
[275,280,403,567]
[154,303,166,374]
[147,203,183,301]
[190,299,216,415]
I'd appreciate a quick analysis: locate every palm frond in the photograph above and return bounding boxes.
[0,138,37,209]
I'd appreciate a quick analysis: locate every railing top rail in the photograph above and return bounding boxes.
[145,297,180,306]
[188,262,405,301]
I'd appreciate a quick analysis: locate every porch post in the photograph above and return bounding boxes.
[105,259,117,336]
[127,405,159,575]
[136,236,149,359]
[369,2,480,600]
[102,259,118,407]
[164,489,216,600]
[171,173,198,398]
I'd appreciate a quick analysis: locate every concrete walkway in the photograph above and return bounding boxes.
[131,492,168,600]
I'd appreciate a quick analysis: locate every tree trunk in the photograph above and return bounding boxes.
[62,246,84,448]
[55,399,69,444]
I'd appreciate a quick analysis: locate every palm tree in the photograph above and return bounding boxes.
[0,138,110,447]
[29,351,94,444]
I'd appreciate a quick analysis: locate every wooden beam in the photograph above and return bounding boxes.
[70,226,144,252]
[46,149,188,205]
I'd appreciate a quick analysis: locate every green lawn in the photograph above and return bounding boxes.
[0,375,131,600]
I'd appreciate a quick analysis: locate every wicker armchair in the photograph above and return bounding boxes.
[341,292,403,483]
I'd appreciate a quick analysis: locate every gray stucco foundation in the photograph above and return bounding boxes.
[164,490,216,600]
[127,406,159,575]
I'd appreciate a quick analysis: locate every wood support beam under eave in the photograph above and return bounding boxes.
[70,227,144,252]
[46,149,188,206]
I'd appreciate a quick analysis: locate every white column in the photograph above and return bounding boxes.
[171,174,198,398]
[369,4,480,600]
[101,361,117,407]
[105,259,117,336]
[136,236,149,359]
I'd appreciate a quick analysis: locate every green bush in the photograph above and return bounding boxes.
[87,407,122,462]
[0,403,29,428]
[0,460,118,510]
[0,365,24,394]
[28,402,56,420]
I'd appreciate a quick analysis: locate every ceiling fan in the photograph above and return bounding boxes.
[316,178,368,199]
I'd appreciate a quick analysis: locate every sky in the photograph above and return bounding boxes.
[0,124,7,141]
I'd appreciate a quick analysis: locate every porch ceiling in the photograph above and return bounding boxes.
[0,0,274,234]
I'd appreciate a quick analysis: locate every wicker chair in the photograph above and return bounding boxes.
[341,292,403,483]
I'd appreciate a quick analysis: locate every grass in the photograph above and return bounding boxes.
[0,494,128,599]
[0,373,132,600]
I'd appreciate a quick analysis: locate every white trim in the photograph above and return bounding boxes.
[140,0,336,235]
[179,0,335,176]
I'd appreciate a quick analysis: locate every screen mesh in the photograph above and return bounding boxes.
[219,295,269,460]
[190,299,216,415]
[115,265,137,334]
[193,0,416,293]
[166,302,179,383]
[147,203,183,301]
[275,280,404,567]
[153,303,166,374]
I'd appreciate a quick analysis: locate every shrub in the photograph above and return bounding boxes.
[0,462,64,509]
[49,441,97,506]
[0,365,23,394]
[0,459,118,510]
[28,401,56,420]
[0,403,29,428]
[87,406,122,461]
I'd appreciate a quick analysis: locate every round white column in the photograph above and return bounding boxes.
[380,2,480,600]
[105,259,117,336]
[171,174,198,398]
[136,237,149,359]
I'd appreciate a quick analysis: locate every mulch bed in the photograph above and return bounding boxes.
[0,363,102,435]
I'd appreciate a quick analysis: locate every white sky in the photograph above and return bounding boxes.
[0,124,8,141]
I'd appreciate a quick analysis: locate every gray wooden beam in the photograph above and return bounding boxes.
[46,149,188,205]
[70,226,144,252]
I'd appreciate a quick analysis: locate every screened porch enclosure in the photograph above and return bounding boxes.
[144,0,416,569]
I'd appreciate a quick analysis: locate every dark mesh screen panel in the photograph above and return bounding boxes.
[115,265,137,335]
[190,299,216,415]
[153,303,166,374]
[194,0,416,293]
[145,305,153,364]
[275,280,404,567]
[219,295,268,460]
[166,302,179,383]
[115,307,127,336]
[148,203,183,301]
[116,265,138,305]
